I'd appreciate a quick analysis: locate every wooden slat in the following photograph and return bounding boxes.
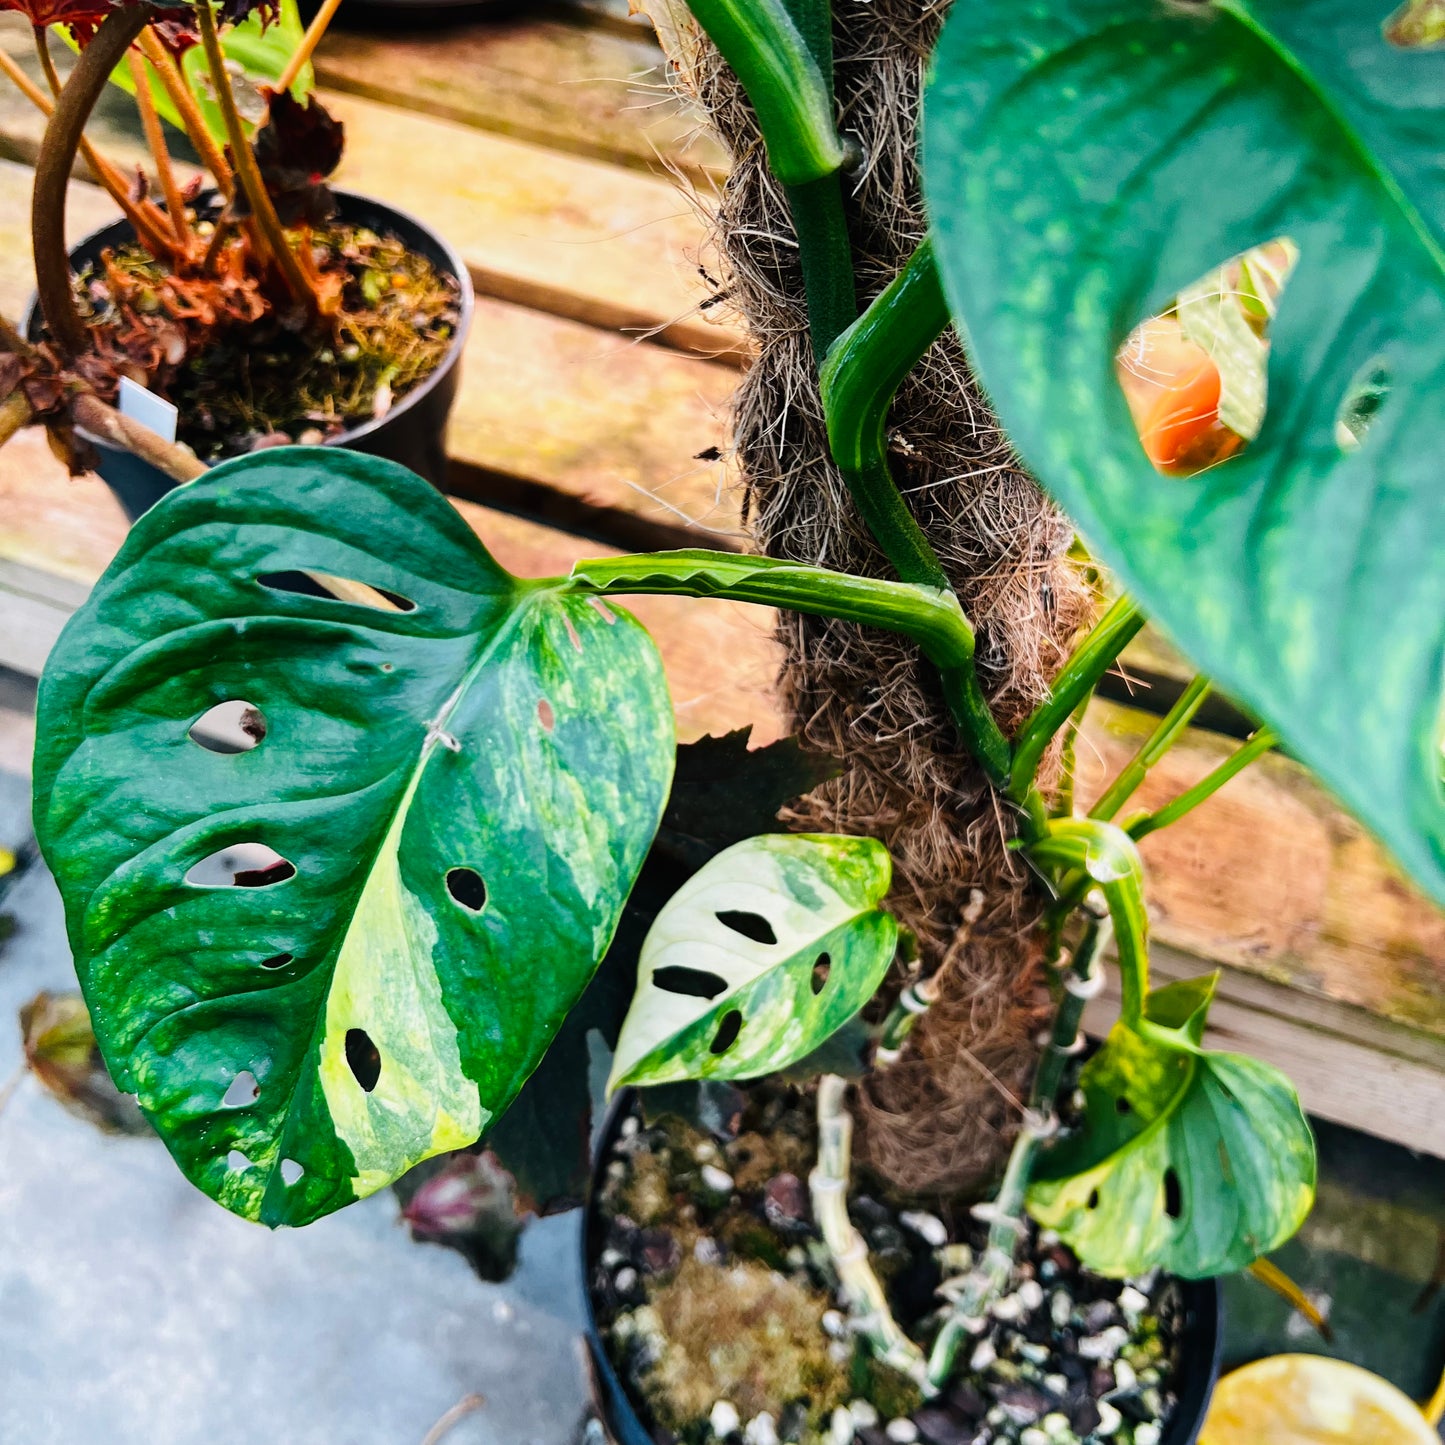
[1077,698,1445,1037]
[323,87,743,362]
[0,426,784,747]
[1085,943,1445,1159]
[314,16,728,184]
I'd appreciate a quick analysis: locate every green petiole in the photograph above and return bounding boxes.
[683,0,846,185]
[565,549,1011,783]
[819,238,952,592]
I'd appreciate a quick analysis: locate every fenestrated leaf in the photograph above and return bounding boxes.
[31,447,674,1227]
[924,0,1445,906]
[608,833,897,1090]
[482,728,836,1213]
[1027,976,1316,1278]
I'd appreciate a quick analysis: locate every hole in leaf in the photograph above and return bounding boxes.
[1163,1167,1184,1220]
[1087,1188,1100,1210]
[538,698,555,732]
[221,1070,260,1108]
[227,1149,253,1172]
[1115,1095,1132,1115]
[189,700,266,753]
[185,844,295,888]
[563,615,584,652]
[1384,0,1445,46]
[446,867,487,912]
[1335,359,1392,450]
[715,911,777,946]
[653,965,729,999]
[258,952,293,970]
[345,1028,382,1092]
[710,1009,743,1055]
[588,597,618,625]
[811,952,832,995]
[1117,238,1297,476]
[280,1158,304,1186]
[256,571,416,612]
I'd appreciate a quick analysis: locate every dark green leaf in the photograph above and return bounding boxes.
[32,447,674,1227]
[658,727,839,871]
[924,0,1445,906]
[1028,976,1316,1277]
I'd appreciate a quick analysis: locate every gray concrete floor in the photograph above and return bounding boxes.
[0,669,588,1445]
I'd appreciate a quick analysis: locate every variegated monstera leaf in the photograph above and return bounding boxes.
[32,448,674,1227]
[609,833,898,1090]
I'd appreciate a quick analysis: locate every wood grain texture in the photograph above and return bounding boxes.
[1078,699,1445,1036]
[314,16,728,183]
[0,422,784,747]
[0,162,740,546]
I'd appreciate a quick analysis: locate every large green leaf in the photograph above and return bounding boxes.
[1028,977,1316,1278]
[923,0,1445,906]
[608,833,897,1090]
[31,447,674,1227]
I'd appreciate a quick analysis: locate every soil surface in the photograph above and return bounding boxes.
[592,1085,1184,1445]
[74,220,461,463]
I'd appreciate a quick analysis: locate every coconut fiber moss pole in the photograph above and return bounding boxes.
[679,4,1092,1191]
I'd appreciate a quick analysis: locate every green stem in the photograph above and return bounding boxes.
[875,975,937,1065]
[1009,595,1146,806]
[1032,909,1111,1108]
[196,3,316,314]
[682,0,844,184]
[819,238,951,592]
[1089,675,1212,822]
[1126,725,1279,841]
[566,550,1011,782]
[925,907,1113,1389]
[788,176,859,360]
[1027,818,1149,1027]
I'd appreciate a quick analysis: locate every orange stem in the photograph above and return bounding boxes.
[126,46,190,249]
[137,29,233,201]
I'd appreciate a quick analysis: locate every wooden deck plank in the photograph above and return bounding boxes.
[0,162,741,545]
[0,17,743,363]
[1077,698,1445,1037]
[322,87,742,361]
[314,16,727,183]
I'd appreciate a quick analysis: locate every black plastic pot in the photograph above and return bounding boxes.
[582,1092,1224,1445]
[26,190,473,521]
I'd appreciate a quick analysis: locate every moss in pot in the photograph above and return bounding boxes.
[3,0,468,511]
[588,1082,1222,1445]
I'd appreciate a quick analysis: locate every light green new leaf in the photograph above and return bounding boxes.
[75,0,310,147]
[924,0,1445,907]
[32,448,674,1227]
[1028,976,1316,1278]
[608,833,897,1090]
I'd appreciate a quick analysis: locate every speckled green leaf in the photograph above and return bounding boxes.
[924,0,1445,906]
[1028,976,1316,1278]
[31,448,674,1227]
[608,833,897,1090]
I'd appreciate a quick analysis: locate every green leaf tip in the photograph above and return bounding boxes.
[32,446,676,1227]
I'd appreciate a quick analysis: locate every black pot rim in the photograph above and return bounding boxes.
[24,187,475,457]
[581,1087,1224,1445]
